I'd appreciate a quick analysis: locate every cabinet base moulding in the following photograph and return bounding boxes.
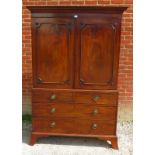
[30,132,118,150]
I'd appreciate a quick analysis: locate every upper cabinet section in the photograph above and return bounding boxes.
[28,6,127,89]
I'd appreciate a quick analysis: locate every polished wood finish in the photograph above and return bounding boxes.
[73,91,118,105]
[32,17,74,88]
[28,6,127,149]
[32,118,116,135]
[32,88,118,105]
[32,89,73,103]
[75,16,120,89]
[32,103,117,120]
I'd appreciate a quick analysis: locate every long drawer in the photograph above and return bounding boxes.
[32,103,117,120]
[32,117,116,135]
[32,89,117,105]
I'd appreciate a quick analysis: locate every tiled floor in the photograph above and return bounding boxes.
[22,121,132,155]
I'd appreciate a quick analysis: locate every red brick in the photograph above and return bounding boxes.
[72,0,84,5]
[124,0,133,4]
[22,23,31,26]
[22,14,31,18]
[98,0,110,4]
[125,18,133,23]
[111,0,124,4]
[23,39,31,43]
[23,18,31,22]
[25,36,32,39]
[85,1,97,5]
[59,1,72,5]
[23,47,31,51]
[47,1,58,5]
[23,2,36,5]
[35,2,47,5]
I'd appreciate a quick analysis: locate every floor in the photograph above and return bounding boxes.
[22,121,132,155]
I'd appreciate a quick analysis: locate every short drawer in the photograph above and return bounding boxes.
[73,92,118,105]
[32,117,116,135]
[32,103,117,120]
[32,89,72,103]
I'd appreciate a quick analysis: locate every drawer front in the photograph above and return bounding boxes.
[32,117,116,135]
[32,103,117,120]
[73,92,117,105]
[32,89,72,103]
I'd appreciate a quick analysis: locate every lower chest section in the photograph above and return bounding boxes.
[32,89,118,136]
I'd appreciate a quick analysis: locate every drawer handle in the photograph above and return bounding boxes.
[92,109,98,115]
[92,123,97,129]
[50,122,56,128]
[50,108,56,113]
[93,96,100,102]
[50,94,57,100]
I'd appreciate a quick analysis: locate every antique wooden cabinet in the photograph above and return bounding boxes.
[27,6,127,149]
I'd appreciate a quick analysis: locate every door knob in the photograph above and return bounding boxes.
[74,14,78,18]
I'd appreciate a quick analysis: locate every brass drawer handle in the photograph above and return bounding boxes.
[92,109,98,115]
[50,122,56,128]
[50,108,56,113]
[50,94,57,100]
[92,123,97,129]
[93,96,100,102]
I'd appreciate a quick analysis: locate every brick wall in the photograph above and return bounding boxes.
[22,0,133,120]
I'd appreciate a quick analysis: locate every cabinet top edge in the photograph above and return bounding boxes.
[27,6,128,14]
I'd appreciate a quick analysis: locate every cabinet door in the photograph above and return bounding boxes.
[32,18,74,88]
[75,16,121,89]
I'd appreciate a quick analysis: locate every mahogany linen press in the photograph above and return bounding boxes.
[27,6,127,149]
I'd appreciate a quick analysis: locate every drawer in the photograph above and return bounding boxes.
[73,92,117,105]
[32,103,117,120]
[32,117,116,135]
[32,89,72,103]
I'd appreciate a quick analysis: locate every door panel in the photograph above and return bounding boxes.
[32,18,74,88]
[75,17,120,89]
